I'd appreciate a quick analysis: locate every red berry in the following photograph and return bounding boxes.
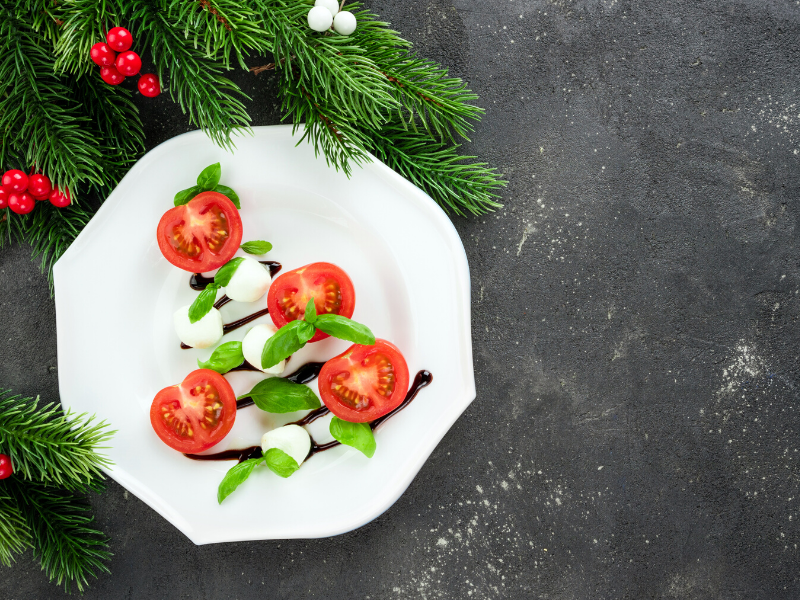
[0,188,8,209]
[90,42,116,66]
[138,73,161,97]
[0,454,12,480]
[116,51,141,76]
[50,187,71,208]
[100,65,125,86]
[9,191,35,214]
[107,27,133,52]
[2,169,28,192]
[28,174,52,199]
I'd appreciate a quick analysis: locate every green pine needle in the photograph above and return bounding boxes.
[5,477,111,593]
[0,489,33,567]
[0,389,114,492]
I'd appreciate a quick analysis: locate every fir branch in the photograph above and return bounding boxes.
[24,203,94,286]
[366,124,505,216]
[130,0,251,149]
[6,477,111,593]
[54,0,124,76]
[0,489,32,567]
[0,389,113,492]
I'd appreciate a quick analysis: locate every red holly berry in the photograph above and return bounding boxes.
[100,65,125,86]
[2,169,28,192]
[90,42,116,67]
[28,174,52,200]
[107,27,133,52]
[0,188,8,210]
[9,191,35,214]
[116,51,142,76]
[50,187,71,208]
[138,73,161,98]
[0,454,12,480]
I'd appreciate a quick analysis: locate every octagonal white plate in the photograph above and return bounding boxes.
[53,126,475,545]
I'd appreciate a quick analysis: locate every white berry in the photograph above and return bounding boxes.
[225,256,271,303]
[242,323,286,374]
[333,11,357,35]
[262,425,311,467]
[173,305,223,349]
[307,6,333,32]
[315,0,340,17]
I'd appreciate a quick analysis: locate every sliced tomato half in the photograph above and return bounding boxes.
[318,339,410,423]
[156,191,243,272]
[267,262,355,343]
[150,369,237,453]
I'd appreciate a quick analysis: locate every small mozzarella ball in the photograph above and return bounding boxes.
[242,323,286,374]
[333,11,357,35]
[308,6,333,32]
[226,257,271,303]
[173,305,223,349]
[262,425,311,466]
[315,0,340,17]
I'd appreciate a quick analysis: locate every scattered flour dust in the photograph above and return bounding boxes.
[715,342,765,398]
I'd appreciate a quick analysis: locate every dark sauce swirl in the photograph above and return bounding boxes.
[189,261,282,291]
[185,370,433,464]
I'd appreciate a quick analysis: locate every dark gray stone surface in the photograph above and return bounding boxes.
[2,0,800,598]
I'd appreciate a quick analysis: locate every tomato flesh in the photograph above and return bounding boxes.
[150,369,236,453]
[268,262,355,343]
[156,191,243,272]
[318,339,410,422]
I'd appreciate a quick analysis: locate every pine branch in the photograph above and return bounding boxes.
[54,0,124,76]
[366,124,505,216]
[6,477,111,593]
[0,389,113,492]
[0,488,32,567]
[24,203,94,287]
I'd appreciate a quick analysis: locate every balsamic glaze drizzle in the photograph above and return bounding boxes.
[189,261,282,291]
[184,370,433,464]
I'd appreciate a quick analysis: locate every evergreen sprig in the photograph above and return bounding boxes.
[0,389,113,491]
[5,477,111,593]
[0,489,32,567]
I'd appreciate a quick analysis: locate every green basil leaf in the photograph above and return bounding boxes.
[304,297,317,324]
[314,314,375,345]
[214,257,245,287]
[217,457,262,504]
[261,320,316,369]
[188,284,220,323]
[265,448,300,478]
[330,417,376,458]
[197,162,222,190]
[246,377,321,413]
[198,341,244,374]
[174,185,200,206]
[215,184,241,209]
[240,240,273,255]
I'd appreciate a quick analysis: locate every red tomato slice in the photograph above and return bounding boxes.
[156,191,243,272]
[267,262,356,343]
[150,369,237,453]
[318,339,410,423]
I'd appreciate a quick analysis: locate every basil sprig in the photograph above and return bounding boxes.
[261,299,375,369]
[239,377,321,413]
[329,417,376,458]
[240,240,273,255]
[174,162,241,209]
[265,448,301,478]
[218,458,262,504]
[188,257,245,323]
[198,341,244,374]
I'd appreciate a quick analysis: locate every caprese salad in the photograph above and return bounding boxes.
[151,163,431,503]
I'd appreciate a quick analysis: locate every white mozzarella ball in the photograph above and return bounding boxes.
[333,11,357,35]
[242,323,286,374]
[315,0,340,17]
[225,257,271,303]
[262,425,311,466]
[173,305,223,349]
[307,6,333,32]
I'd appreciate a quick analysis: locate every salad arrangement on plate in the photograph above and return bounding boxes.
[151,164,431,503]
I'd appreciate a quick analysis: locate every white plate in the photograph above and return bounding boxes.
[53,126,475,544]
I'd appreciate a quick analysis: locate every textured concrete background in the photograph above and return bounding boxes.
[2,0,800,598]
